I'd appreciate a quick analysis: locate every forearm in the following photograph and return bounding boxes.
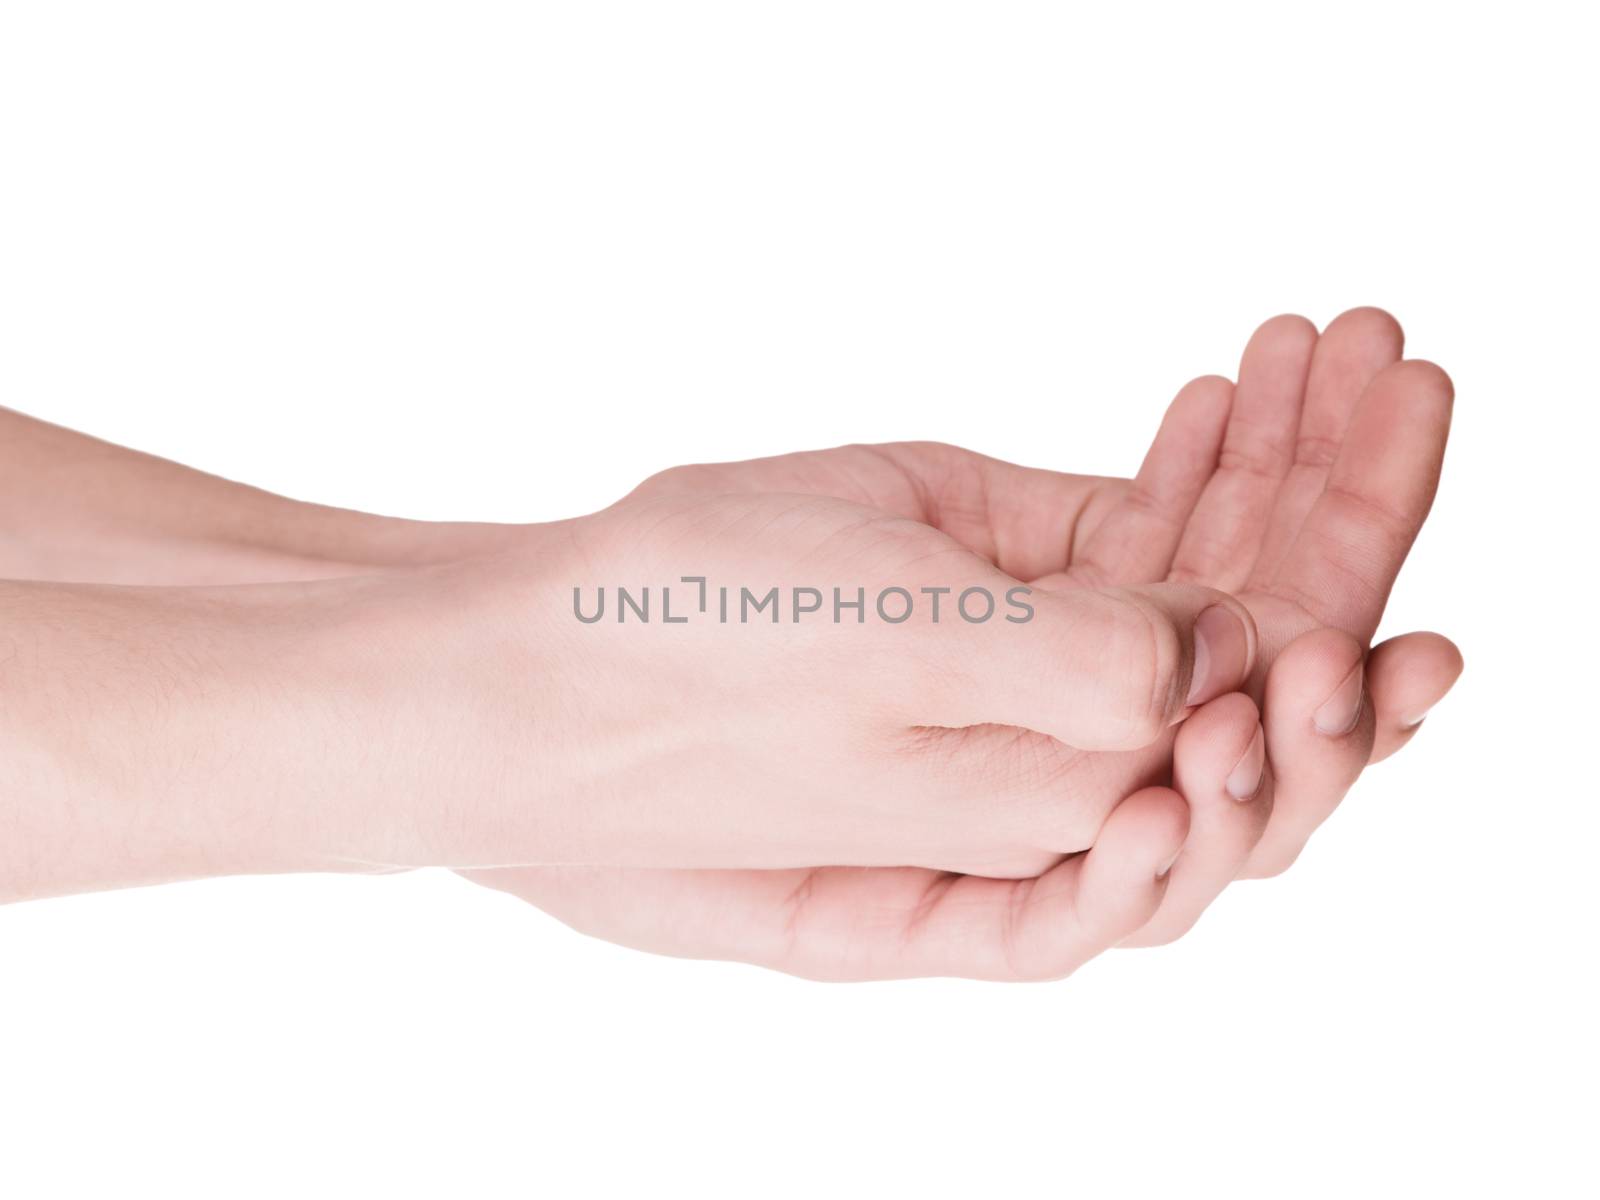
[0,406,518,584]
[0,574,459,899]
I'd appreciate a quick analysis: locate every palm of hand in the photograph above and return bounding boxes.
[465,308,1453,979]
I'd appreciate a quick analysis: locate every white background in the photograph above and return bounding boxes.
[2,2,1595,1196]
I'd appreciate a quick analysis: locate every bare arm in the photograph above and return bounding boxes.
[0,573,428,899]
[0,405,516,584]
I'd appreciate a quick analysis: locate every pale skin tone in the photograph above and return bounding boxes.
[0,308,1461,980]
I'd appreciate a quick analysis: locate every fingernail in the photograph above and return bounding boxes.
[1402,706,1433,730]
[1187,606,1249,706]
[1314,661,1365,736]
[1226,725,1266,800]
[1156,848,1183,879]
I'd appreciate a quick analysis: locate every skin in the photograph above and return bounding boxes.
[0,307,1462,981]
[473,308,1463,973]
[0,465,1262,890]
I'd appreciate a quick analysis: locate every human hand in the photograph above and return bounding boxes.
[649,308,1462,895]
[0,418,1262,961]
[0,307,1460,979]
[423,486,1257,876]
[469,307,1461,970]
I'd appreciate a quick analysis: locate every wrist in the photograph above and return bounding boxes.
[0,520,582,902]
[0,578,362,898]
[243,519,586,872]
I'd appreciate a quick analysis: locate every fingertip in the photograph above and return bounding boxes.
[1322,305,1405,352]
[1369,630,1463,692]
[1367,631,1464,760]
[1266,627,1372,745]
[1121,696,1272,947]
[1161,376,1236,449]
[1046,584,1258,749]
[1239,315,1320,381]
[1184,594,1259,708]
[1435,634,1465,679]
[1251,312,1320,344]
[1174,691,1267,805]
[1175,690,1261,759]
[1373,357,1455,407]
[1379,630,1463,681]
[1081,786,1190,897]
[1013,787,1189,980]
[1172,373,1236,414]
[1113,786,1191,879]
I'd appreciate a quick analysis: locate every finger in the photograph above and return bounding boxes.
[633,441,1110,582]
[1366,631,1463,763]
[816,786,1187,981]
[1248,307,1405,588]
[902,720,1117,871]
[991,786,1189,980]
[1242,627,1375,879]
[868,443,1106,580]
[1119,692,1272,947]
[1071,375,1233,586]
[460,788,1188,982]
[916,581,1258,751]
[1266,359,1454,642]
[1169,314,1318,589]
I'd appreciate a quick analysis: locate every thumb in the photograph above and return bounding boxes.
[919,583,1258,751]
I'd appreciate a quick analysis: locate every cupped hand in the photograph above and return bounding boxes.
[465,307,1462,977]
[629,307,1462,909]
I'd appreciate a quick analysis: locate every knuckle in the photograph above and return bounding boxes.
[627,462,702,496]
[1101,598,1182,745]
